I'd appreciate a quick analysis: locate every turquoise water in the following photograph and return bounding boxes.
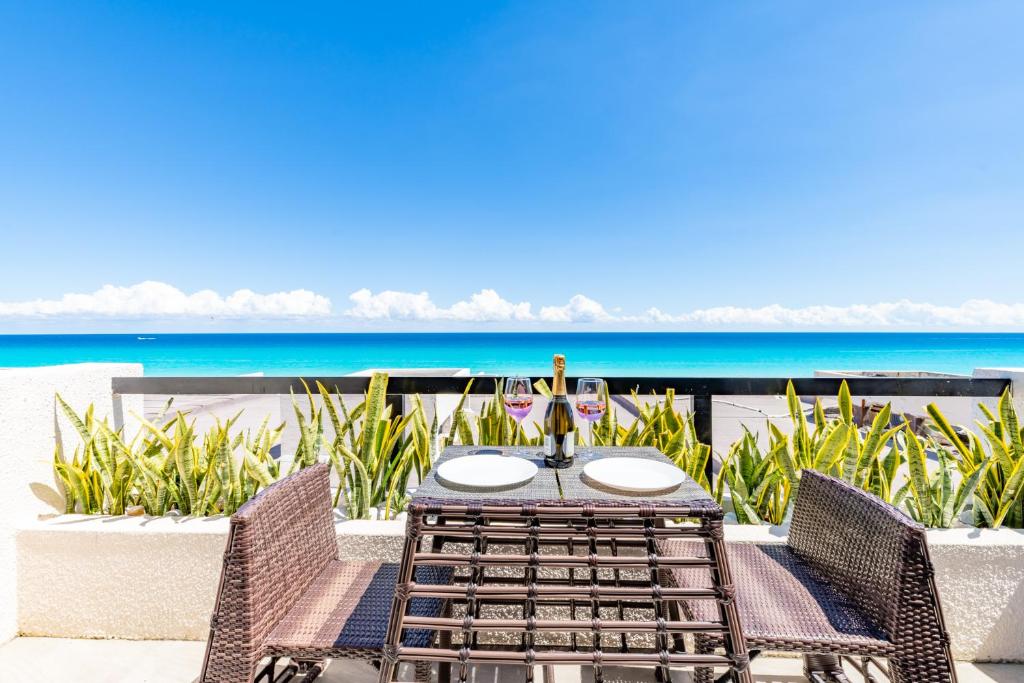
[1,333,1023,376]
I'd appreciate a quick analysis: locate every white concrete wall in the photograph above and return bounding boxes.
[929,527,1024,662]
[14,515,1024,661]
[16,515,405,641]
[0,363,142,644]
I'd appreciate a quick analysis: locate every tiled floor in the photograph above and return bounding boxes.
[0,638,1020,683]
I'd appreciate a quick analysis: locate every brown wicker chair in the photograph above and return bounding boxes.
[662,469,957,683]
[199,463,451,683]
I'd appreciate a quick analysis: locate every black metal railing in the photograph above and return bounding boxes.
[112,374,1009,477]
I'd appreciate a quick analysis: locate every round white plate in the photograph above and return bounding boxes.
[582,457,686,493]
[436,454,538,490]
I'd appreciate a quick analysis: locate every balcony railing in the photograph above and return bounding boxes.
[112,374,1010,482]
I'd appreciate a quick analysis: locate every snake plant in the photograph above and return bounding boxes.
[927,389,1024,528]
[318,373,430,520]
[56,373,435,521]
[54,394,285,516]
[56,378,1017,529]
[441,378,545,449]
[772,381,903,497]
[717,427,790,525]
[719,380,906,524]
[893,427,986,528]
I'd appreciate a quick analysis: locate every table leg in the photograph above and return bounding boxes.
[702,519,753,683]
[433,516,453,683]
[378,511,424,683]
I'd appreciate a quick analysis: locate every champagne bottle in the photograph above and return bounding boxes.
[544,354,575,468]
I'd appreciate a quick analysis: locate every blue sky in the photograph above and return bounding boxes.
[1,1,1023,331]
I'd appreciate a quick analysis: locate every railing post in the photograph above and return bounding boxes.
[386,394,404,419]
[692,394,713,482]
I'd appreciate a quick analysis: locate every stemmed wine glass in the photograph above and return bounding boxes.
[503,376,534,456]
[575,378,607,459]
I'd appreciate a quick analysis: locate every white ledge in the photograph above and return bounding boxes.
[14,515,1024,661]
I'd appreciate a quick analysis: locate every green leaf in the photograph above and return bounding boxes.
[173,420,197,514]
[838,380,853,424]
[243,449,276,488]
[55,394,92,445]
[994,454,1024,527]
[1000,390,1024,462]
[814,422,852,472]
[903,428,933,525]
[951,459,987,528]
[926,403,971,459]
[771,434,798,487]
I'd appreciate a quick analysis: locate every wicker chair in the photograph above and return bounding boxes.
[662,469,957,683]
[199,463,451,683]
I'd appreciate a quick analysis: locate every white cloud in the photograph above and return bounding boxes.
[345,289,619,324]
[346,288,532,322]
[539,295,616,323]
[0,281,332,318]
[645,299,1024,327]
[347,289,1024,328]
[345,288,440,321]
[4,283,1024,329]
[449,289,533,321]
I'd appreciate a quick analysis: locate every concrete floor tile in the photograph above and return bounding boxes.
[0,638,1020,683]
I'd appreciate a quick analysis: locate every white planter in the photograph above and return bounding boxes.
[15,516,1024,662]
[927,527,1024,662]
[15,514,406,641]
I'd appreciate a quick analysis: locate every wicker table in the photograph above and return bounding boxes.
[379,446,753,683]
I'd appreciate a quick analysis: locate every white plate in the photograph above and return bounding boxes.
[436,454,538,490]
[582,457,685,493]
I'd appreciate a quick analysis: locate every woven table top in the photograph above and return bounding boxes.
[413,446,718,514]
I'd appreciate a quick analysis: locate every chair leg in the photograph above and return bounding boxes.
[663,590,689,655]
[254,658,279,683]
[888,652,956,683]
[414,660,432,683]
[301,663,324,682]
[438,599,452,683]
[804,654,851,682]
[693,637,715,683]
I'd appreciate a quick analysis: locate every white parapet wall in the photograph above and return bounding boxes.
[14,516,1024,661]
[0,363,143,644]
[927,527,1024,662]
[16,515,406,641]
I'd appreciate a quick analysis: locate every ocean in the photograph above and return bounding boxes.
[1,333,1023,377]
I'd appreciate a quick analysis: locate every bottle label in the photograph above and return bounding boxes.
[544,432,575,457]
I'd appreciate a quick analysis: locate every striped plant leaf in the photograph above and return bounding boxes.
[838,380,853,424]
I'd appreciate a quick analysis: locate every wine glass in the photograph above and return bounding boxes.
[503,376,534,456]
[575,378,606,459]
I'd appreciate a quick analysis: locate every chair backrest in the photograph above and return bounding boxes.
[200,463,337,683]
[787,469,954,676]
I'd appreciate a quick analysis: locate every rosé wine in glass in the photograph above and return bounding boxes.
[503,376,534,456]
[574,378,606,458]
[575,399,607,422]
[504,396,534,421]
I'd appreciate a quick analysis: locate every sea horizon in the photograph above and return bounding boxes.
[2,332,1023,377]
